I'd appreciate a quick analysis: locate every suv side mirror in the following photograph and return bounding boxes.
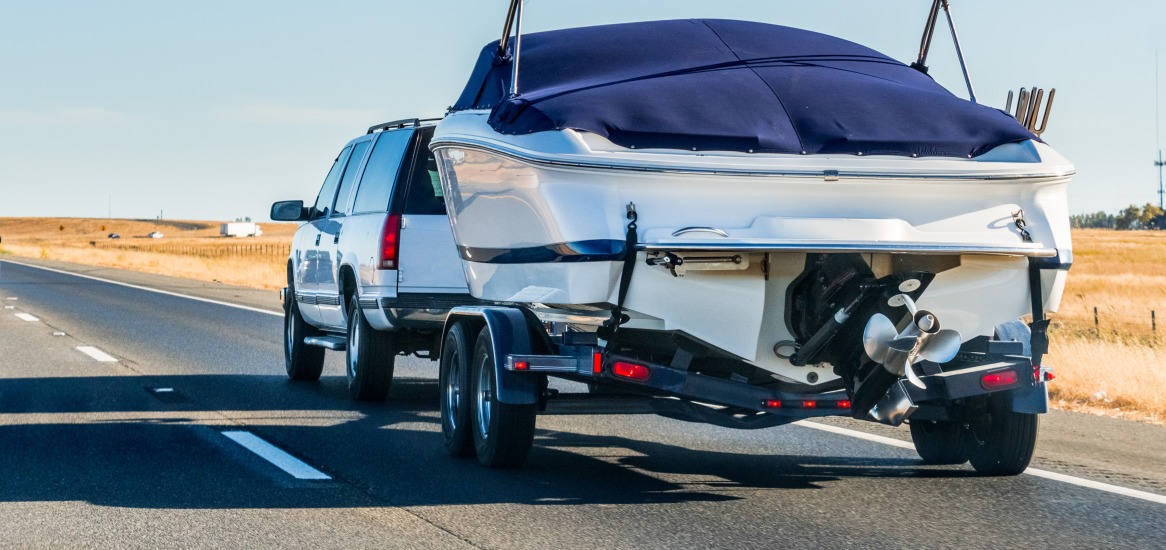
[271,200,311,222]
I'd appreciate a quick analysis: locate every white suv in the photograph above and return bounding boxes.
[271,119,472,400]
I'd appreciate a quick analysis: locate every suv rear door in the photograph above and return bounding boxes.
[395,129,467,294]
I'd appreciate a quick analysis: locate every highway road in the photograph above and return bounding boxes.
[1,257,1164,548]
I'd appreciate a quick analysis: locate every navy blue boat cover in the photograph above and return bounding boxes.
[452,19,1035,158]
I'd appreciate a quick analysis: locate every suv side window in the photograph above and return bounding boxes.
[352,130,412,214]
[312,145,353,218]
[332,140,371,216]
[402,130,446,215]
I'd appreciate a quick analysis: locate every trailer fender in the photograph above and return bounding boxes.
[444,306,540,405]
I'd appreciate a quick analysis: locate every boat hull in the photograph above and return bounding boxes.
[432,112,1072,386]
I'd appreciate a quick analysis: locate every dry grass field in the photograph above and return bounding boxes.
[1,219,1162,422]
[1046,230,1166,422]
[0,217,296,290]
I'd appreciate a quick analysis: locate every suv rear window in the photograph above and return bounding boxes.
[402,130,446,215]
[352,130,412,214]
[333,139,371,215]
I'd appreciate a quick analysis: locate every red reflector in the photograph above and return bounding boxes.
[612,361,650,382]
[514,361,529,371]
[378,213,402,270]
[762,400,782,409]
[802,400,817,409]
[592,353,603,374]
[837,400,852,409]
[982,370,1019,390]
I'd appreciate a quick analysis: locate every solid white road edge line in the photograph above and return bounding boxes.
[15,313,40,322]
[796,420,1166,506]
[75,346,119,363]
[221,430,331,480]
[1,259,280,317]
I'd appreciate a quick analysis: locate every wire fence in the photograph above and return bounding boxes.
[89,241,288,258]
[1056,306,1164,339]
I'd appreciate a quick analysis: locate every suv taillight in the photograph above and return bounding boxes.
[378,213,402,269]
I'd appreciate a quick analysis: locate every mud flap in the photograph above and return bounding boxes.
[1006,381,1049,414]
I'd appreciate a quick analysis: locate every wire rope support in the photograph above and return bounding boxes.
[941,0,977,103]
[912,0,942,73]
[509,0,525,98]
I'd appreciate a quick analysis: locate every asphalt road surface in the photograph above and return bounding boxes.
[1,258,1164,549]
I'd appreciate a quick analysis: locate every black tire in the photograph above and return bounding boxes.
[966,394,1039,476]
[909,419,969,465]
[345,295,396,401]
[284,289,325,381]
[470,326,536,468]
[439,322,474,457]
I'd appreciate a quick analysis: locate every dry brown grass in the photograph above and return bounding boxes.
[1044,229,1166,423]
[0,217,297,290]
[2,219,1163,421]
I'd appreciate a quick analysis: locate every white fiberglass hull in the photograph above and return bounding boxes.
[432,111,1072,386]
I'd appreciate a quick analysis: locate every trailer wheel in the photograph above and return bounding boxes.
[470,326,536,468]
[345,295,395,401]
[439,322,474,457]
[966,394,1039,476]
[909,419,969,465]
[285,288,324,381]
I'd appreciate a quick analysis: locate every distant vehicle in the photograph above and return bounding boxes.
[146,231,163,239]
[107,233,120,239]
[220,222,263,237]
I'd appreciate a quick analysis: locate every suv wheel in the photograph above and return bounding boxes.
[285,289,324,381]
[346,295,396,401]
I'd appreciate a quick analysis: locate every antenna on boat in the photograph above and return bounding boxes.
[910,0,977,103]
[499,0,525,98]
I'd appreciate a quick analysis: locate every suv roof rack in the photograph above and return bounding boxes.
[367,117,443,134]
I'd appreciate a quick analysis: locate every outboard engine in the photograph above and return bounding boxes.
[785,254,963,421]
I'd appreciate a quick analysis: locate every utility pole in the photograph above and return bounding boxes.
[1157,150,1164,210]
[1157,51,1164,210]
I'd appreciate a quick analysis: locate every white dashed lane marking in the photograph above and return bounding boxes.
[797,421,1166,506]
[15,313,40,322]
[75,346,118,363]
[221,431,331,480]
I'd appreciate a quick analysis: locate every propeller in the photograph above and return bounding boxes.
[862,294,961,389]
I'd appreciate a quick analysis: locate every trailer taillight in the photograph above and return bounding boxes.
[592,353,603,374]
[378,213,402,270]
[612,361,650,382]
[982,369,1019,390]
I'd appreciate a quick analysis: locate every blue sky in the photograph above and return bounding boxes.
[1,1,1163,221]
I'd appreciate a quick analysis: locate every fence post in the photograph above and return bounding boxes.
[1153,310,1157,333]
[1094,306,1099,337]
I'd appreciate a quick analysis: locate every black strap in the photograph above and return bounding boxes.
[1027,261,1049,364]
[601,203,638,353]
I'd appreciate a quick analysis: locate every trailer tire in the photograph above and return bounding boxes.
[470,326,536,468]
[909,419,969,465]
[345,295,395,401]
[966,394,1039,476]
[440,322,475,457]
[285,290,325,381]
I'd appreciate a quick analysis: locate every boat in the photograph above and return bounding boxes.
[430,2,1072,417]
